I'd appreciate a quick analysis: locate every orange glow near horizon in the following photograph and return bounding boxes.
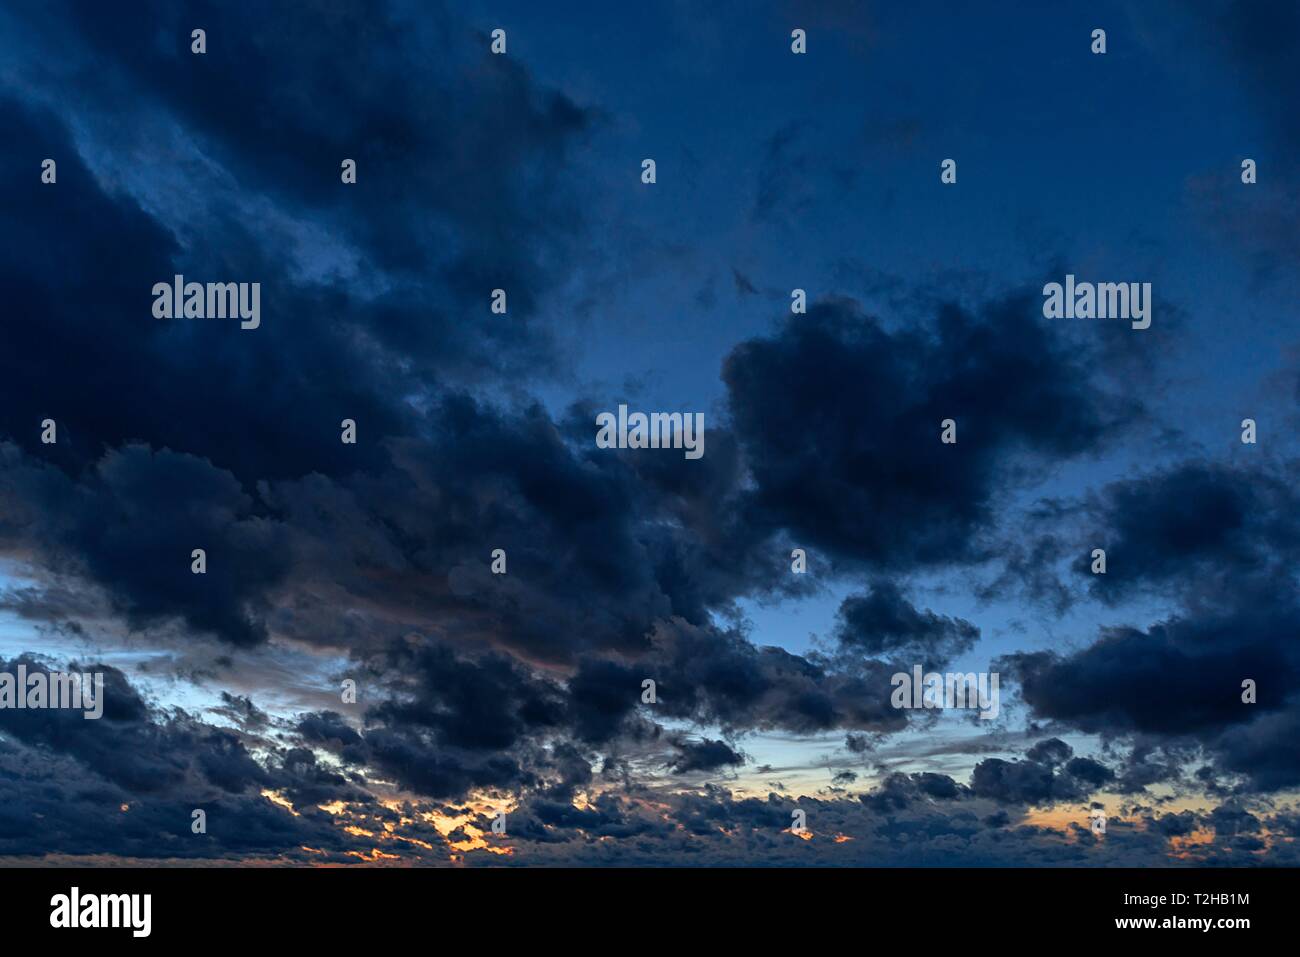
[345,848,401,862]
[261,789,300,816]
[1169,827,1218,859]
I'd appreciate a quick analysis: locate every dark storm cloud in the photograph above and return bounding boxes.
[1114,748,1190,795]
[5,374,760,660]
[296,710,364,753]
[267,387,793,665]
[638,619,909,736]
[288,640,582,801]
[1082,461,1300,605]
[300,616,909,801]
[1002,609,1295,738]
[844,733,874,754]
[1148,809,1200,837]
[859,771,968,812]
[1025,737,1073,767]
[995,456,1300,794]
[293,630,858,801]
[357,725,537,801]
[0,657,380,860]
[0,0,826,716]
[0,657,257,795]
[833,581,979,665]
[975,527,1076,614]
[1064,757,1115,789]
[516,793,665,842]
[0,93,400,485]
[668,737,746,775]
[722,295,1130,571]
[0,741,361,862]
[16,0,596,285]
[1212,706,1300,793]
[564,658,646,745]
[673,785,793,836]
[0,0,1140,801]
[0,443,290,646]
[969,755,1106,806]
[0,0,599,488]
[1001,604,1300,794]
[465,770,1238,867]
[364,640,565,753]
[1207,802,1261,837]
[0,657,1197,865]
[211,692,272,732]
[573,408,809,621]
[908,746,1105,810]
